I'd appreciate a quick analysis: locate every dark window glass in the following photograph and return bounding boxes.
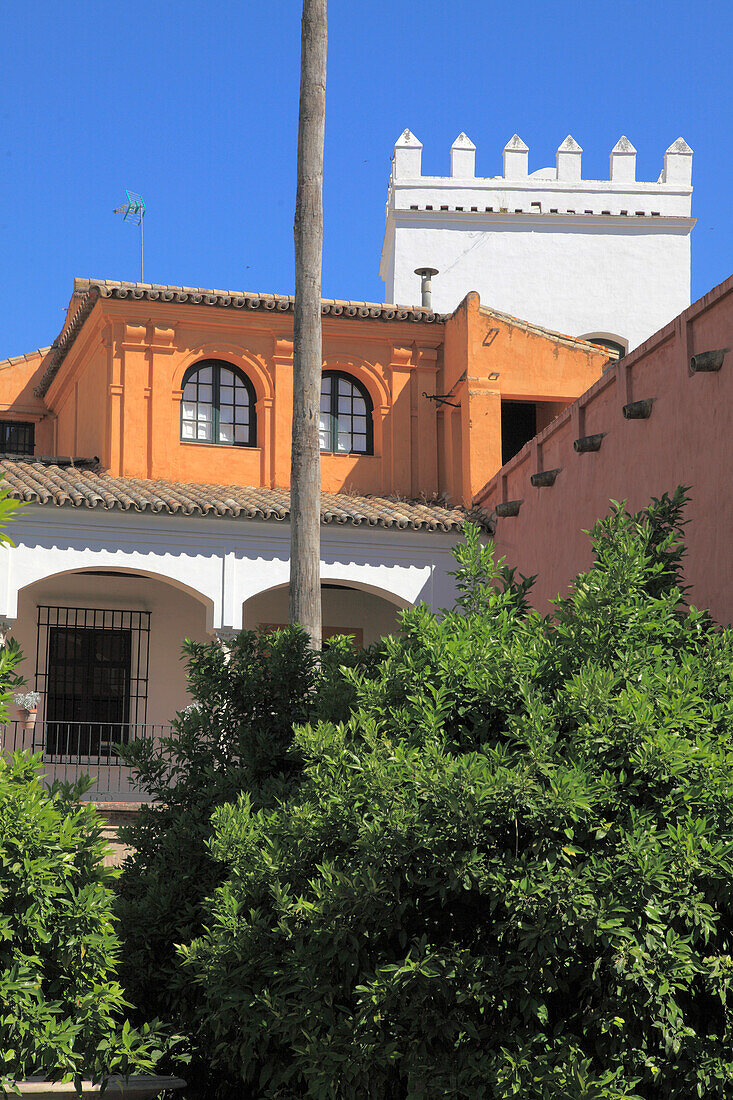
[35,606,150,761]
[589,338,626,361]
[0,420,34,455]
[181,360,256,446]
[319,372,373,455]
[46,627,131,756]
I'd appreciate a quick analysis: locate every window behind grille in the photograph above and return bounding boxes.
[35,607,150,758]
[0,420,34,455]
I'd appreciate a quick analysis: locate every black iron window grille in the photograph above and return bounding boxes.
[0,420,35,455]
[319,371,373,454]
[180,359,256,446]
[34,606,150,759]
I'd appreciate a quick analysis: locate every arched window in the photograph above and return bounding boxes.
[586,337,627,361]
[181,360,256,446]
[319,372,373,454]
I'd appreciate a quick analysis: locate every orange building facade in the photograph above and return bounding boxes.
[0,278,605,805]
[0,279,606,506]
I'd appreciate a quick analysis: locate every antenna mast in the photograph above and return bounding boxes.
[113,190,146,281]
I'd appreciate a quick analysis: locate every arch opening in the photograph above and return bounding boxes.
[320,371,374,455]
[580,333,628,364]
[243,580,408,646]
[11,567,214,738]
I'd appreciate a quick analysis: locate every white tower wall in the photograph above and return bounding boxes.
[380,131,694,352]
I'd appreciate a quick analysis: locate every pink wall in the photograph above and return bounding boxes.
[477,274,733,626]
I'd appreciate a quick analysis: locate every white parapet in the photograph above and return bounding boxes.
[503,134,529,179]
[450,133,476,179]
[380,131,695,352]
[610,136,637,182]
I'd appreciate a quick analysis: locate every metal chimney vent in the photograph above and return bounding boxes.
[414,266,439,309]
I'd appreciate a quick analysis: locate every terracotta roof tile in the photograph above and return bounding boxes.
[0,459,489,533]
[477,304,613,354]
[0,346,53,371]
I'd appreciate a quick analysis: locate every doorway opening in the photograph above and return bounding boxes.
[501,401,537,465]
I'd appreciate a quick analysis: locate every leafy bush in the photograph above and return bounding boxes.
[0,475,169,1090]
[180,489,733,1099]
[116,628,364,1068]
[0,752,169,1090]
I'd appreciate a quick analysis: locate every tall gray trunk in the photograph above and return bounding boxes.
[290,0,326,649]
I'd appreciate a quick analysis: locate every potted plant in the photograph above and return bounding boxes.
[14,690,40,732]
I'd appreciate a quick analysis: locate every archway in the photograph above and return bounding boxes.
[243,580,407,646]
[7,568,213,801]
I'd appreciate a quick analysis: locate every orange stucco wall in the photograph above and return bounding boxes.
[478,274,733,626]
[0,350,54,454]
[443,293,605,502]
[0,286,607,505]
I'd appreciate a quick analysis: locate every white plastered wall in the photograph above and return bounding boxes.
[380,132,695,351]
[0,505,462,721]
[388,216,691,351]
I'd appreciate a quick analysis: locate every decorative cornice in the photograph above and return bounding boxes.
[33,280,448,399]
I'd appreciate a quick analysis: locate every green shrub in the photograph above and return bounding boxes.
[116,626,365,1089]
[0,472,170,1091]
[0,754,168,1090]
[180,489,733,1099]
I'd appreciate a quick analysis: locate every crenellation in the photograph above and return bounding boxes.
[556,135,583,182]
[663,137,693,185]
[450,132,476,179]
[392,128,422,178]
[381,129,695,349]
[387,131,693,210]
[610,136,637,183]
[502,134,529,179]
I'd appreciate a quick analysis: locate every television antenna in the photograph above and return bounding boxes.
[113,190,146,282]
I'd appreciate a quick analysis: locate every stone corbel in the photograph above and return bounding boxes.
[119,323,148,351]
[272,338,294,366]
[150,326,176,353]
[388,346,414,373]
[415,346,439,372]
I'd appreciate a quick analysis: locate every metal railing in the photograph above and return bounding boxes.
[0,721,173,803]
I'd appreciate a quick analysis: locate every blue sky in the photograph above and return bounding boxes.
[1,0,730,357]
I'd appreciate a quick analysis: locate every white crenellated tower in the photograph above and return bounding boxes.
[379,131,695,352]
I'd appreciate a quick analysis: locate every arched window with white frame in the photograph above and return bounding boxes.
[180,360,256,446]
[319,371,373,454]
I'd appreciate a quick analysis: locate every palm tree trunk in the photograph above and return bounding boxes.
[290,0,326,649]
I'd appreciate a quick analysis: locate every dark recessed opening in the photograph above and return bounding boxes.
[501,401,537,465]
[76,571,146,578]
[0,420,34,456]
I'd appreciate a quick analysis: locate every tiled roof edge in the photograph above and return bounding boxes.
[34,287,100,397]
[33,280,448,399]
[477,303,614,355]
[0,346,53,372]
[2,460,491,534]
[73,278,448,325]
